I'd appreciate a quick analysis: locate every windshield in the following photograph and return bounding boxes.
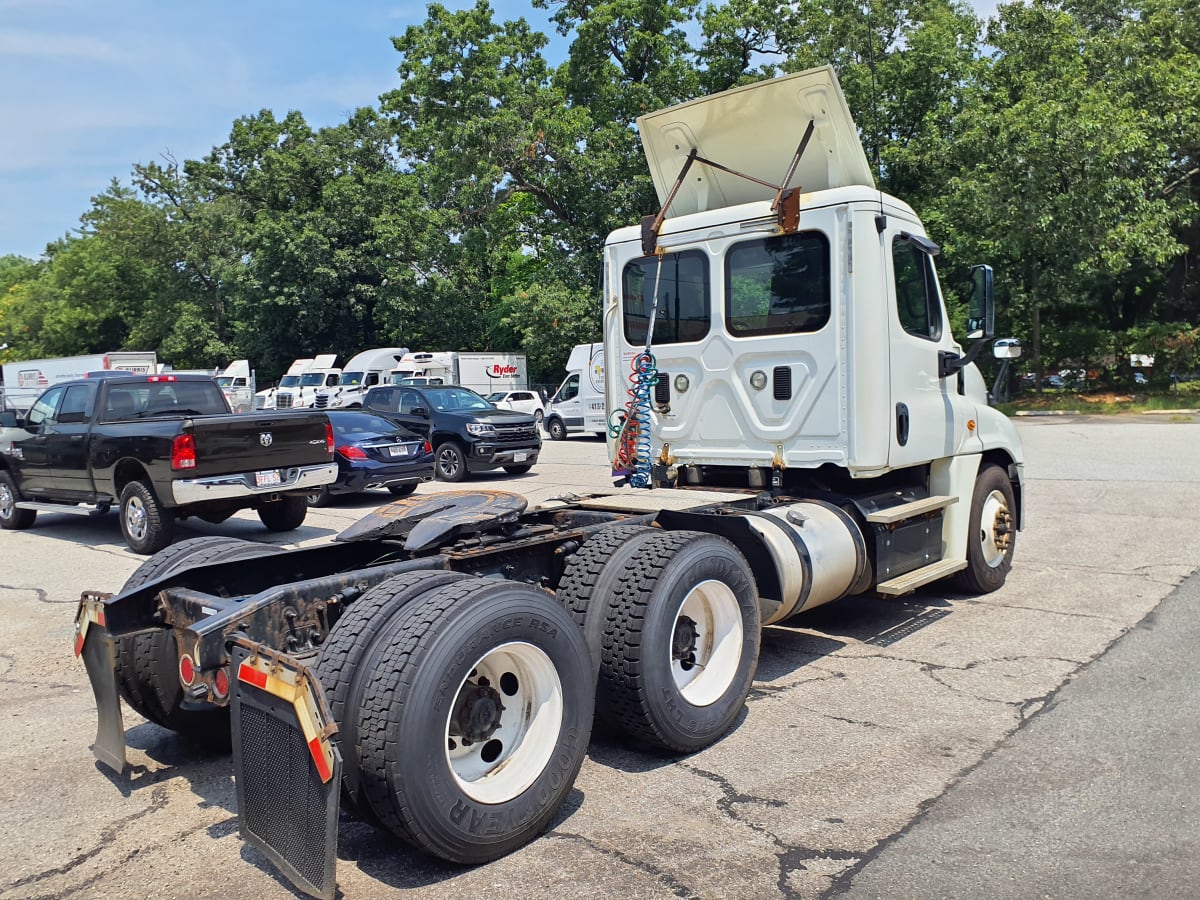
[390,370,416,384]
[485,392,506,402]
[338,372,364,386]
[215,376,233,388]
[299,373,327,386]
[279,375,300,387]
[424,387,492,411]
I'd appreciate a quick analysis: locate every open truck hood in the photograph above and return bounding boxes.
[637,65,874,217]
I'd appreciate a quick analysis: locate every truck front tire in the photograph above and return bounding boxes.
[0,471,36,529]
[119,480,174,554]
[954,463,1017,594]
[356,578,594,864]
[598,530,761,753]
[257,494,307,531]
[546,418,566,441]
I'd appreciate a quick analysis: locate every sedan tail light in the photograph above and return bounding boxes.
[337,445,368,460]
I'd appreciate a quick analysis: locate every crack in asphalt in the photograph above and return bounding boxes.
[748,670,846,702]
[0,583,68,604]
[4,786,169,892]
[546,831,701,898]
[681,764,859,895]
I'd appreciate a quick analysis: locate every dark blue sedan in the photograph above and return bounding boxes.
[306,410,434,507]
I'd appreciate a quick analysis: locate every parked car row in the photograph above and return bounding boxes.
[0,373,545,551]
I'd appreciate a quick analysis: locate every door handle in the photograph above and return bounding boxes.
[895,403,910,447]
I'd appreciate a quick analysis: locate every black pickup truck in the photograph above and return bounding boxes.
[363,383,540,481]
[0,373,336,553]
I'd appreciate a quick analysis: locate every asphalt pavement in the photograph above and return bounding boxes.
[838,567,1200,899]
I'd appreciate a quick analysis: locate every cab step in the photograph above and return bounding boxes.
[875,558,967,596]
[865,494,957,525]
[15,501,111,517]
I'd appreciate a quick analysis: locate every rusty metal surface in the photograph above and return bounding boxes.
[334,489,528,549]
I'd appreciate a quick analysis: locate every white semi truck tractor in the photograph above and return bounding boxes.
[73,65,1021,899]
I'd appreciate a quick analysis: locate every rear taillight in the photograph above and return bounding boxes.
[337,445,368,460]
[179,654,195,686]
[171,433,196,470]
[423,440,432,454]
[325,422,335,456]
[212,667,230,700]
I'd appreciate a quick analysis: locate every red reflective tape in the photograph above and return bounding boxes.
[308,736,332,783]
[74,634,84,657]
[238,662,268,690]
[95,609,106,626]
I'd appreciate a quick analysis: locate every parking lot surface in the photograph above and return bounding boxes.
[1,422,1197,899]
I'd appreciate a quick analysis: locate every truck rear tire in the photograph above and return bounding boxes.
[954,463,1017,594]
[598,530,761,753]
[257,494,307,531]
[0,471,36,529]
[119,479,174,555]
[556,524,660,677]
[356,578,594,864]
[115,537,281,742]
[313,570,469,821]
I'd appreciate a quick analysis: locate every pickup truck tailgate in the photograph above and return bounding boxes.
[189,413,330,477]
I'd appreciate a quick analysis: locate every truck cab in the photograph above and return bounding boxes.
[275,354,340,409]
[315,348,408,410]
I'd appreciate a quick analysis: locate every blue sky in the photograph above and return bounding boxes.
[1,0,998,261]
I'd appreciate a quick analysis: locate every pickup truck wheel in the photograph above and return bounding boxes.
[116,537,281,743]
[434,441,468,482]
[119,480,174,555]
[599,530,761,753]
[357,578,593,863]
[387,484,417,497]
[546,418,566,441]
[954,464,1017,595]
[257,494,307,531]
[0,472,36,529]
[556,524,660,678]
[502,464,533,475]
[314,571,469,821]
[305,485,332,508]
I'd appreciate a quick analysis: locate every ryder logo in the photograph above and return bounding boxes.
[487,364,520,378]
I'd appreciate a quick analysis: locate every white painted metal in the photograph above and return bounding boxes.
[445,641,564,805]
[670,579,744,706]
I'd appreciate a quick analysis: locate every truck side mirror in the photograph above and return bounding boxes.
[966,264,995,340]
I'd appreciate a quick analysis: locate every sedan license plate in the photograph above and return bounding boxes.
[255,469,282,488]
[513,452,527,463]
[387,444,408,457]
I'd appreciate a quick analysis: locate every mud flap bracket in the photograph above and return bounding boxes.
[230,639,341,900]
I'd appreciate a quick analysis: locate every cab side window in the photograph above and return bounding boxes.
[57,385,94,423]
[892,238,943,341]
[26,386,66,427]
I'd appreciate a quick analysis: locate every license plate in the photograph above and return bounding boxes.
[513,452,527,463]
[387,444,408,457]
[255,469,282,488]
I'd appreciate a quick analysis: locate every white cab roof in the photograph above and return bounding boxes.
[636,65,875,217]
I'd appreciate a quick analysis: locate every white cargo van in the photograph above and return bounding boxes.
[544,342,606,440]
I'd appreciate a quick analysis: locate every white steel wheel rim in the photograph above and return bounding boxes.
[125,495,148,541]
[670,579,743,707]
[444,641,564,805]
[980,489,1010,568]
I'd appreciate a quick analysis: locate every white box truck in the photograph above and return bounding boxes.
[544,342,606,440]
[1,351,157,413]
[388,351,528,394]
[314,347,409,409]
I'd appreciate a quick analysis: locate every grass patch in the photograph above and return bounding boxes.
[997,389,1200,417]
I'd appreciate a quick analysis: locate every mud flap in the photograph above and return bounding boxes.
[230,640,341,900]
[74,592,127,773]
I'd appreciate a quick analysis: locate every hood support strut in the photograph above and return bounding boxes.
[640,119,816,256]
